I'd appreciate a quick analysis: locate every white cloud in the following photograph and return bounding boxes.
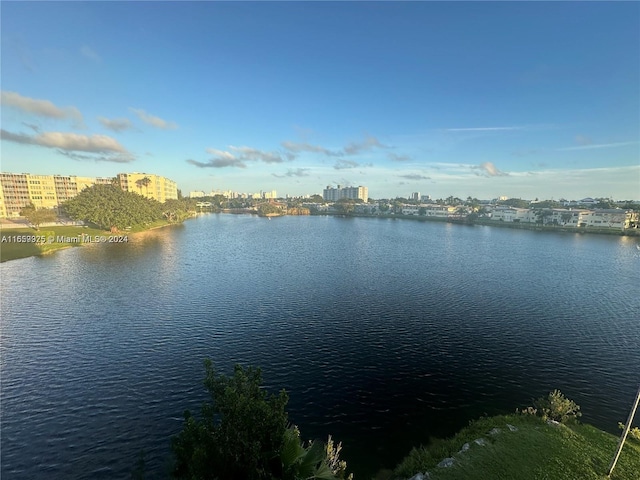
[35,132,127,153]
[397,173,430,181]
[98,117,133,132]
[190,144,290,168]
[1,128,134,163]
[272,168,310,178]
[57,151,133,163]
[187,158,247,168]
[344,135,386,155]
[281,141,341,157]
[1,91,83,123]
[130,108,178,130]
[472,161,509,177]
[229,145,288,163]
[205,148,237,160]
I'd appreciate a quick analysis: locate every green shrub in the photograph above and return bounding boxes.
[171,361,289,479]
[533,389,582,424]
[281,426,352,480]
[171,360,352,480]
[618,422,640,442]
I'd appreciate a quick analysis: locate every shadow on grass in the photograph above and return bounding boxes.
[0,241,44,262]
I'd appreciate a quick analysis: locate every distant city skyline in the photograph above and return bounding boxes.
[1,2,638,199]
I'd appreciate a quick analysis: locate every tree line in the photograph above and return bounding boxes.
[61,184,196,231]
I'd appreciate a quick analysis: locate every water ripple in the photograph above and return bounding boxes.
[1,215,639,479]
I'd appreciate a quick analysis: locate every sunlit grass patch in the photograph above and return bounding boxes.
[394,414,640,480]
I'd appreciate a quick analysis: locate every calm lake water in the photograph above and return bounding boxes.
[1,214,639,479]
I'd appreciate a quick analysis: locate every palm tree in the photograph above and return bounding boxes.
[141,177,152,197]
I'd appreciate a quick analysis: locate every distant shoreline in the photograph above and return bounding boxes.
[3,212,637,263]
[211,209,640,237]
[313,211,640,236]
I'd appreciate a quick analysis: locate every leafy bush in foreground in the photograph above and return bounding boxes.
[533,389,582,424]
[281,426,353,480]
[171,360,352,480]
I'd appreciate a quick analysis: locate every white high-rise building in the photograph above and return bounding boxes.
[322,185,368,202]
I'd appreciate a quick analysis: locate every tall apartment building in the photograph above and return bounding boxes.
[0,173,31,218]
[117,173,178,203]
[0,172,178,218]
[262,190,278,199]
[53,175,113,204]
[322,185,369,202]
[0,173,116,218]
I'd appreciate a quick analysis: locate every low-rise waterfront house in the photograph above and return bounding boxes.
[354,203,377,214]
[492,207,530,222]
[401,205,420,216]
[581,209,636,230]
[423,205,457,217]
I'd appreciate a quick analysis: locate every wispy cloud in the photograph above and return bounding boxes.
[398,174,430,180]
[130,108,178,130]
[98,117,134,132]
[80,45,101,63]
[334,159,360,170]
[344,135,387,155]
[281,141,341,157]
[22,122,41,133]
[205,148,237,160]
[1,128,134,163]
[558,141,638,151]
[187,158,247,168]
[0,129,36,145]
[272,168,310,178]
[389,153,411,162]
[57,150,133,163]
[229,145,290,164]
[472,161,509,177]
[189,144,291,169]
[282,136,386,157]
[1,91,83,124]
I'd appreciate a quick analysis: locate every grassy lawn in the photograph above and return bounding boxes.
[1,226,105,262]
[0,221,173,262]
[393,414,640,480]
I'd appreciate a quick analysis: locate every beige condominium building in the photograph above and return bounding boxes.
[0,172,178,218]
[117,173,178,203]
[0,173,69,218]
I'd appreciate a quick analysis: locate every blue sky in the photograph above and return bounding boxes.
[1,1,638,200]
